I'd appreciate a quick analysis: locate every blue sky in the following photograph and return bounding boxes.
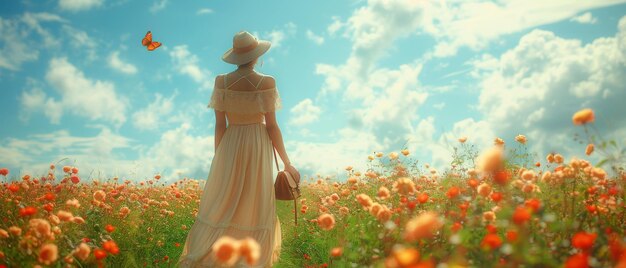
[1,0,625,183]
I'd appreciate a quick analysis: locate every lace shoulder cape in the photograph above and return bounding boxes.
[207,87,282,114]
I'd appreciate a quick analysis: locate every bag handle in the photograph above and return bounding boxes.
[272,143,280,171]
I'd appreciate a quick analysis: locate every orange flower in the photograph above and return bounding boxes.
[212,236,240,266]
[105,224,115,233]
[515,134,527,144]
[554,154,564,164]
[512,206,532,225]
[0,168,9,176]
[0,229,8,238]
[377,186,391,200]
[446,187,460,199]
[477,146,504,174]
[506,230,518,243]
[317,213,336,231]
[389,152,399,160]
[524,198,541,212]
[8,183,19,193]
[404,211,442,242]
[572,232,596,251]
[565,253,589,268]
[477,183,492,197]
[458,136,468,143]
[483,211,496,222]
[43,192,55,201]
[73,243,91,261]
[494,137,505,146]
[417,193,429,204]
[376,207,392,222]
[94,249,107,260]
[392,177,416,196]
[93,190,106,202]
[393,247,420,267]
[102,240,119,255]
[467,179,479,188]
[62,166,71,173]
[356,194,373,209]
[238,237,260,266]
[72,216,85,224]
[493,170,510,185]
[331,247,343,257]
[401,149,410,156]
[481,234,502,250]
[29,219,51,238]
[63,198,79,209]
[38,244,58,265]
[70,174,80,184]
[57,210,74,222]
[8,226,21,236]
[19,206,38,217]
[572,108,595,125]
[491,192,503,202]
[339,207,349,215]
[585,144,594,156]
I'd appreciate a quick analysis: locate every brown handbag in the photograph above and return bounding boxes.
[272,145,301,225]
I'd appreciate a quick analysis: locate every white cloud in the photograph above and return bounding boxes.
[420,0,626,57]
[19,82,64,124]
[469,15,626,163]
[58,0,103,12]
[1,123,214,181]
[108,51,137,74]
[570,12,598,24]
[0,125,133,176]
[289,99,322,126]
[0,13,65,71]
[344,0,424,70]
[138,123,213,179]
[169,45,212,89]
[197,8,213,15]
[287,127,383,179]
[150,0,168,13]
[306,30,325,45]
[266,30,286,48]
[256,22,297,49]
[21,57,128,126]
[327,16,344,36]
[63,25,97,61]
[433,102,446,110]
[132,92,176,130]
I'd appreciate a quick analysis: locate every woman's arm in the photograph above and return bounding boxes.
[213,75,228,153]
[265,112,290,165]
[214,110,227,153]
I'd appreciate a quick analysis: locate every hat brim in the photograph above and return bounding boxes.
[222,40,271,65]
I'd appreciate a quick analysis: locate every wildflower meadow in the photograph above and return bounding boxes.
[0,108,625,267]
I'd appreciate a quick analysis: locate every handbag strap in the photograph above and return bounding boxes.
[271,142,299,227]
[272,142,280,171]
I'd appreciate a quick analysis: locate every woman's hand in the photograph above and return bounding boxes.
[285,163,301,183]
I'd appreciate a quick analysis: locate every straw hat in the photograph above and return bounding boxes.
[222,31,271,65]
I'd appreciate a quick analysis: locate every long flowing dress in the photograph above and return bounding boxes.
[177,80,283,268]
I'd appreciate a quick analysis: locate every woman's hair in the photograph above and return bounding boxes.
[238,58,257,68]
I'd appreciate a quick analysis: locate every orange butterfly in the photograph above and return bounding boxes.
[141,31,162,51]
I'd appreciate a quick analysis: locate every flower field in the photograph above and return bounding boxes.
[1,108,625,268]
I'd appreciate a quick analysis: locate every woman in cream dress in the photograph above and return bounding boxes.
[177,31,300,268]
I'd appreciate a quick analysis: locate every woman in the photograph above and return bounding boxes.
[177,31,300,267]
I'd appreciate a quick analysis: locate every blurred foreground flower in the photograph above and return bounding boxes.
[572,108,595,125]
